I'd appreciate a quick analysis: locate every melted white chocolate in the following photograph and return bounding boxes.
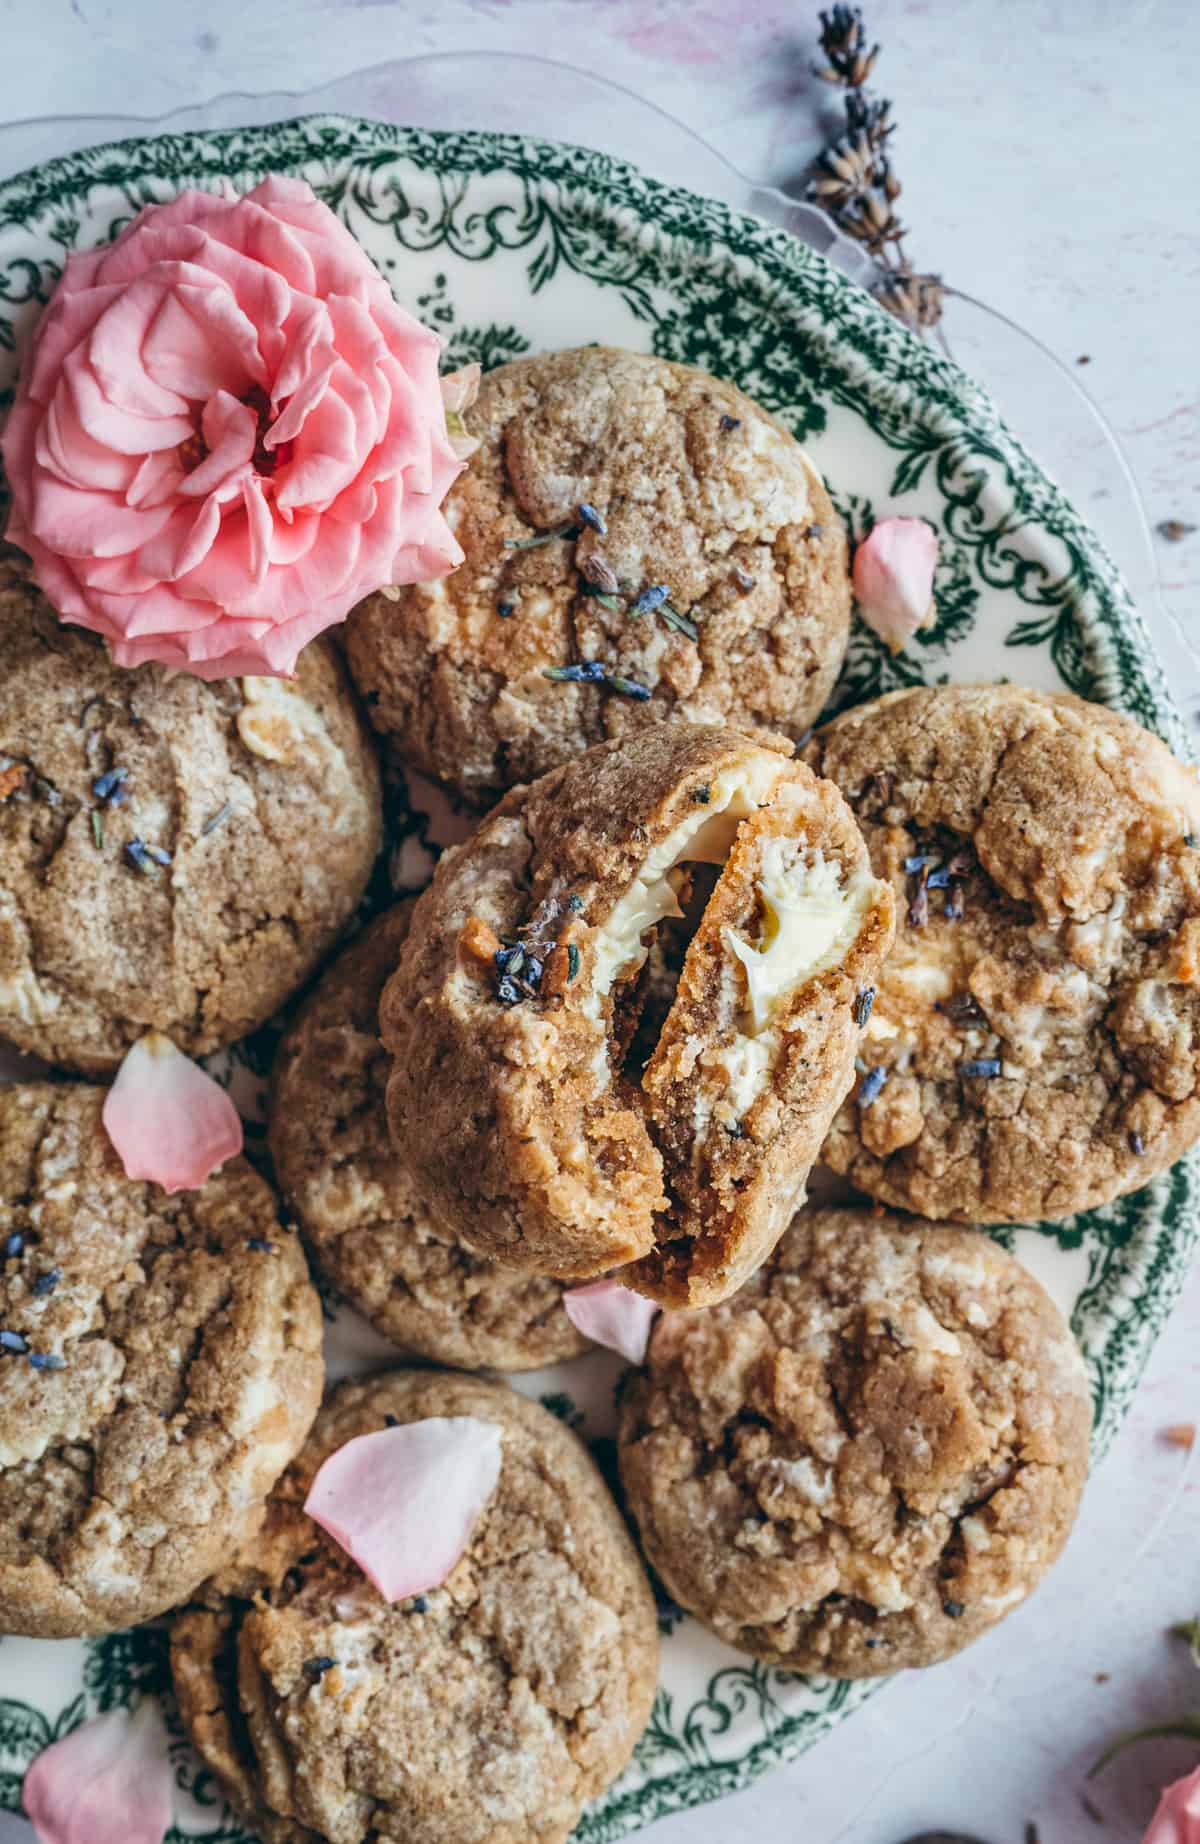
[725,844,873,1035]
[585,754,786,1066]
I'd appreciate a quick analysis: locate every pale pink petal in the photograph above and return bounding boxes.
[102,1032,243,1193]
[440,361,481,418]
[304,1417,503,1603]
[23,1702,174,1844]
[563,1278,658,1364]
[176,391,256,500]
[1144,1764,1200,1843]
[851,516,939,653]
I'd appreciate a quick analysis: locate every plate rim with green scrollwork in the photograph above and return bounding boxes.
[0,113,1195,1844]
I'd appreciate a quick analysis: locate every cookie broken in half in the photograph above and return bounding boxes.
[380,723,894,1304]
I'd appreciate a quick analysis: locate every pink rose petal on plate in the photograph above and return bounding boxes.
[564,1278,659,1364]
[1144,1763,1200,1843]
[102,1031,243,1193]
[440,361,482,459]
[305,1416,503,1603]
[23,1702,174,1844]
[851,515,939,653]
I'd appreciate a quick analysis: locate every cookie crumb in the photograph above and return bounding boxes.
[458,915,503,975]
[1162,1423,1196,1451]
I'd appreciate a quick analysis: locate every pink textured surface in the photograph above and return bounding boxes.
[0,4,1197,1840]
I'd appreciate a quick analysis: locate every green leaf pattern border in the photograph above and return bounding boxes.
[0,115,1196,1843]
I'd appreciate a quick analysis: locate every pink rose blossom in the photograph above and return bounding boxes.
[102,1032,243,1191]
[852,515,939,652]
[1144,1764,1200,1843]
[1,176,464,677]
[305,1416,503,1603]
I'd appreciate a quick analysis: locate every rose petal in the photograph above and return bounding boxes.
[304,1416,503,1603]
[851,516,939,653]
[102,1032,243,1193]
[440,361,481,417]
[22,1702,174,1844]
[1144,1763,1200,1843]
[563,1278,658,1364]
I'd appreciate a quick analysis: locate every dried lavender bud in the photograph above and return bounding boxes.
[719,414,741,431]
[630,584,670,617]
[579,553,621,593]
[577,502,608,535]
[937,992,985,1026]
[943,880,965,922]
[567,894,585,913]
[31,1268,61,1298]
[607,674,652,701]
[941,1599,966,1618]
[566,944,580,983]
[0,1330,28,1353]
[806,522,826,540]
[29,1351,66,1371]
[496,976,522,1006]
[853,987,876,1027]
[384,1413,400,1427]
[903,854,936,873]
[302,1656,337,1681]
[858,1065,888,1107]
[125,838,156,875]
[959,1057,1001,1079]
[660,603,699,642]
[246,1238,277,1253]
[496,599,517,618]
[201,800,233,837]
[4,1234,24,1258]
[581,587,623,614]
[733,566,756,592]
[691,785,711,804]
[145,843,172,867]
[1129,1130,1145,1156]
[409,1595,430,1614]
[92,766,129,803]
[31,777,61,806]
[1184,834,1197,848]
[542,662,606,685]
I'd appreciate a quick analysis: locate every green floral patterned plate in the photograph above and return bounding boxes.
[0,115,1195,1844]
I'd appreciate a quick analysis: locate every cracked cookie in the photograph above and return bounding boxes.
[0,547,382,1074]
[0,1082,323,1637]
[269,906,588,1370]
[802,684,1200,1221]
[380,723,894,1304]
[171,1370,659,1844]
[618,1207,1091,1677]
[345,346,851,807]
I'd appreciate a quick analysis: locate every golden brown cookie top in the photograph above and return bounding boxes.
[0,547,381,1073]
[381,722,894,1302]
[269,907,588,1370]
[618,1207,1091,1678]
[345,346,850,806]
[0,1082,323,1637]
[172,1370,659,1844]
[804,683,1200,1221]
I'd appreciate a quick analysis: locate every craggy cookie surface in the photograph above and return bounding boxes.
[618,1208,1091,1677]
[0,1083,323,1637]
[804,684,1200,1221]
[346,347,850,806]
[171,1371,659,1844]
[269,907,587,1370]
[0,548,381,1073]
[382,723,893,1303]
